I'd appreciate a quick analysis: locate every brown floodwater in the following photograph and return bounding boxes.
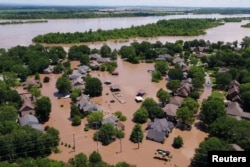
[17,57,211,167]
[1,14,250,49]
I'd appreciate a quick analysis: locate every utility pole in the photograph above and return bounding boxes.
[120,138,122,152]
[137,131,140,149]
[96,123,99,153]
[73,133,75,152]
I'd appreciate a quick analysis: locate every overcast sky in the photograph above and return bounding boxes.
[0,0,250,8]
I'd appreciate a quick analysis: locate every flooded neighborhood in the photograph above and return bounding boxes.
[1,3,250,167]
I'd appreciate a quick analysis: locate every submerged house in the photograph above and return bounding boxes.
[43,65,54,74]
[78,65,91,74]
[164,103,179,122]
[76,94,102,114]
[176,83,192,97]
[169,96,184,107]
[155,54,173,61]
[19,93,35,117]
[226,102,250,120]
[146,118,174,143]
[23,80,41,89]
[19,114,44,132]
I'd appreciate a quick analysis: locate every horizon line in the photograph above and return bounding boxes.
[0,3,250,9]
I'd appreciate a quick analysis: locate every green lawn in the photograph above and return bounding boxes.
[211,91,225,99]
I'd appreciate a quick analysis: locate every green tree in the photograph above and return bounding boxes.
[70,104,82,118]
[56,76,72,94]
[94,123,116,145]
[215,72,232,90]
[0,106,17,122]
[200,97,226,125]
[87,112,103,125]
[141,98,163,119]
[89,151,102,164]
[176,107,195,126]
[241,36,250,48]
[85,77,103,97]
[154,61,168,75]
[172,136,183,148]
[100,44,111,57]
[133,107,148,123]
[191,137,233,167]
[115,162,133,167]
[151,70,162,82]
[35,96,52,122]
[28,86,41,100]
[181,97,199,114]
[69,153,88,167]
[2,72,18,88]
[156,88,170,106]
[167,67,183,80]
[130,124,143,143]
[72,116,81,126]
[119,46,136,59]
[80,54,90,65]
[167,80,181,92]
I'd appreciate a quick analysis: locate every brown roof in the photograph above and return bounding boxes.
[228,86,239,96]
[169,96,184,107]
[226,102,250,119]
[230,80,240,87]
[164,104,178,117]
[19,93,35,117]
[176,83,191,97]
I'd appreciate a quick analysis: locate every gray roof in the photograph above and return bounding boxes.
[146,129,165,143]
[148,118,174,134]
[89,53,102,60]
[226,102,250,119]
[102,115,119,126]
[19,115,43,132]
[76,94,101,112]
[78,65,90,74]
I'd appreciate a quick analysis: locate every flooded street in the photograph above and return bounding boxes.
[24,57,210,167]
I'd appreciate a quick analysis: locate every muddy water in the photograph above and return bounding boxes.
[1,14,250,49]
[24,57,209,167]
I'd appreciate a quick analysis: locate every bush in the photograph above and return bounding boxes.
[172,136,183,148]
[151,70,162,83]
[119,115,127,121]
[43,76,50,83]
[84,126,89,131]
[72,115,81,126]
[110,100,115,103]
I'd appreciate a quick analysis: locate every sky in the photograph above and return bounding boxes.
[0,0,250,8]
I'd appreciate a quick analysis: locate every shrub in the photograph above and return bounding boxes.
[84,126,89,131]
[72,115,81,126]
[43,76,50,83]
[172,136,183,148]
[119,115,127,121]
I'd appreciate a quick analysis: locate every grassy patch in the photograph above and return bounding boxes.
[211,91,225,99]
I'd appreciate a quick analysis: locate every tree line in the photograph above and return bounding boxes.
[32,19,222,44]
[0,151,135,167]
